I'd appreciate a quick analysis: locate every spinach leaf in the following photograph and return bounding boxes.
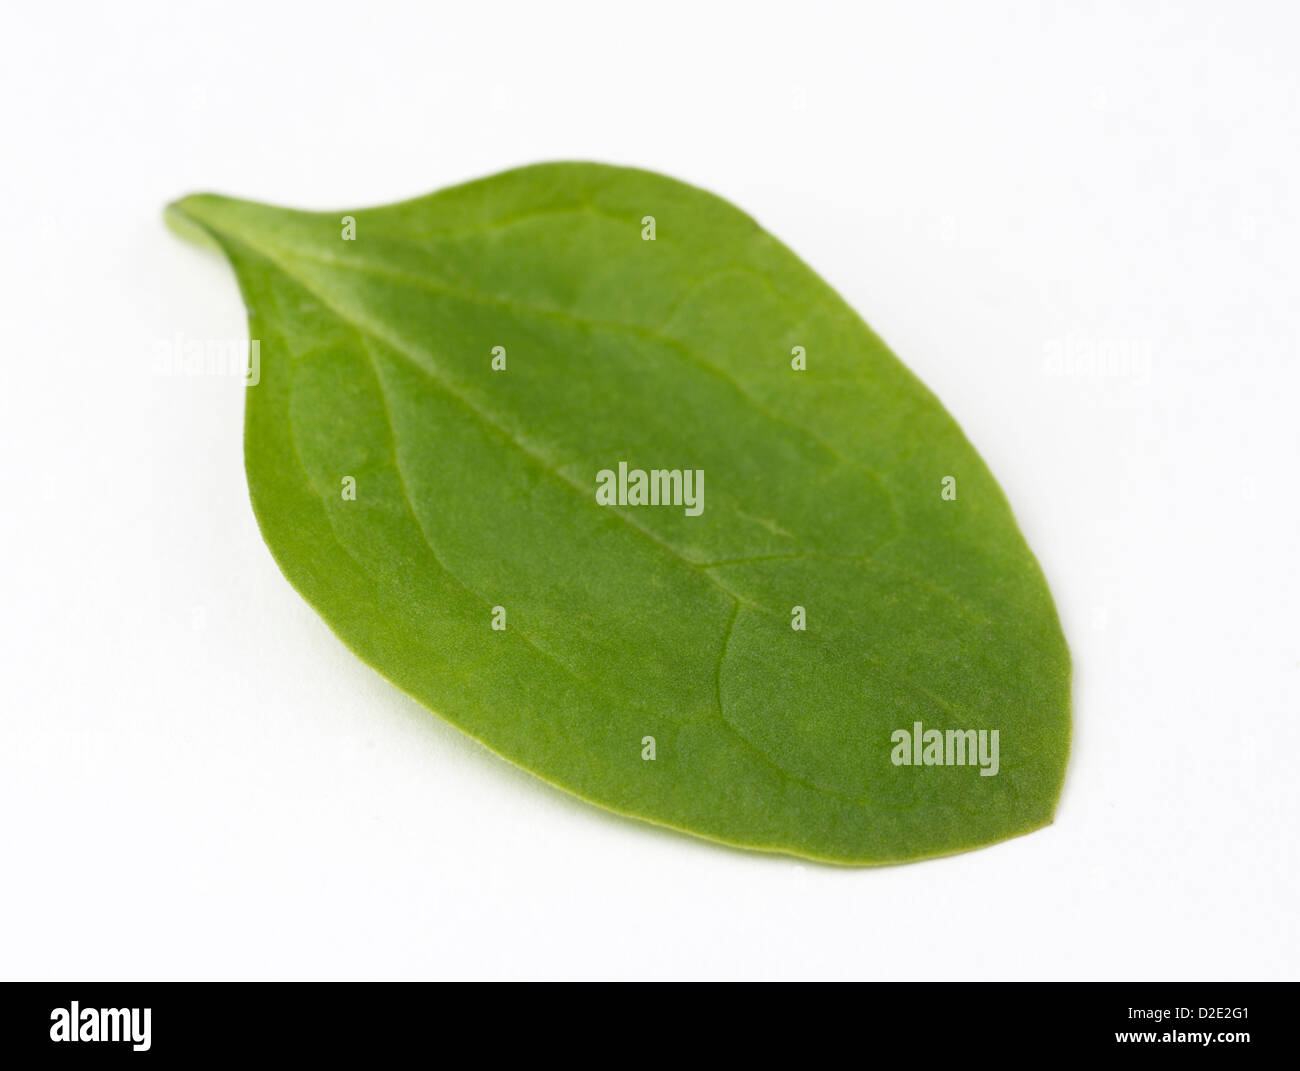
[167,162,1070,864]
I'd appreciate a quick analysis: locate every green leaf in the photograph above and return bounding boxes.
[166,162,1070,864]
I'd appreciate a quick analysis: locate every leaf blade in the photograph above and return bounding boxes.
[168,162,1071,864]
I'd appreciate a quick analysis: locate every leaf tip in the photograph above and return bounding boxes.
[163,194,225,250]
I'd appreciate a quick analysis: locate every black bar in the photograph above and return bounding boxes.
[0,981,1290,1060]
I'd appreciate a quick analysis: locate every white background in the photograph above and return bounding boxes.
[3,1,1297,980]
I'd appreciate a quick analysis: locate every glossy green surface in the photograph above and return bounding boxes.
[168,162,1071,863]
